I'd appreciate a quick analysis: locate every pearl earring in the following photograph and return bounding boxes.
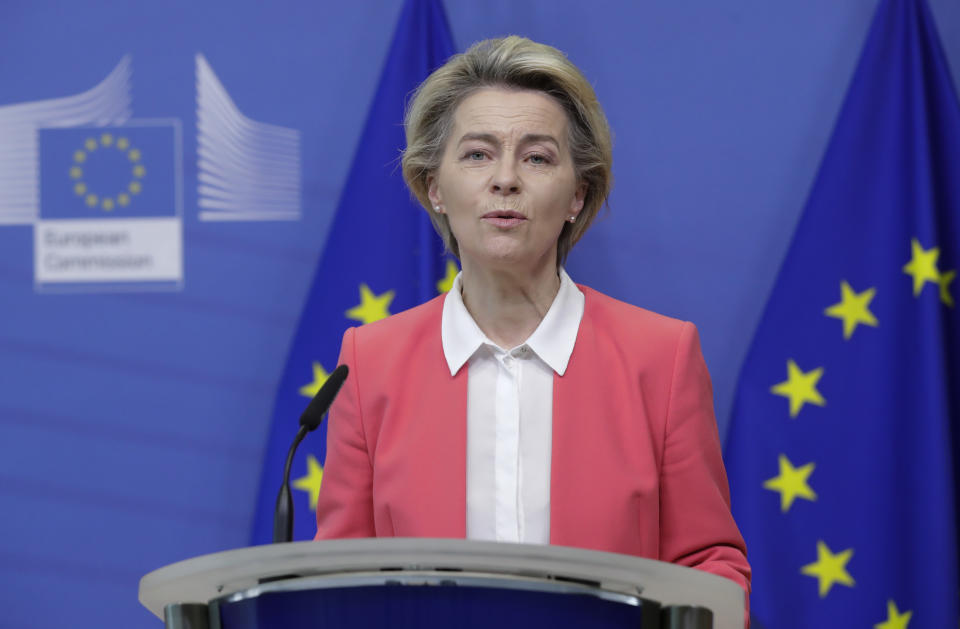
[433,205,441,213]
[567,215,577,223]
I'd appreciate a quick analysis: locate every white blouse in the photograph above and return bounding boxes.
[440,269,585,544]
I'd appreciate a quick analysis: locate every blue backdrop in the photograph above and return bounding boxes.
[2,1,960,628]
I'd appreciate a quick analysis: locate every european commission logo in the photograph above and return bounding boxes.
[0,54,302,292]
[35,123,183,290]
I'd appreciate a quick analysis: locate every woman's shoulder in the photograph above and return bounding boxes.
[341,294,448,387]
[350,292,445,347]
[578,284,689,337]
[575,284,705,377]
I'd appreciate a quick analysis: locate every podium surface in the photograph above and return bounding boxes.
[140,538,743,629]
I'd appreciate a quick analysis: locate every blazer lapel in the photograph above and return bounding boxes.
[390,300,468,538]
[418,355,468,538]
[550,308,595,548]
[549,293,613,552]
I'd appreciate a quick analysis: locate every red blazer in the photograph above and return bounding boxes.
[315,285,750,606]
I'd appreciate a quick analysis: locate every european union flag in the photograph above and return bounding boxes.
[251,0,456,544]
[724,0,959,626]
[39,124,177,219]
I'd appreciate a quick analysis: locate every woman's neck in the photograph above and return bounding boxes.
[459,256,561,349]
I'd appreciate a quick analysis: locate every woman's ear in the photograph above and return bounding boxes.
[427,175,443,212]
[570,182,587,217]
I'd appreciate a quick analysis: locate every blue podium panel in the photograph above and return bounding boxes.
[217,580,660,629]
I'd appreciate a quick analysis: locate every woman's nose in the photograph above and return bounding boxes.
[490,159,520,194]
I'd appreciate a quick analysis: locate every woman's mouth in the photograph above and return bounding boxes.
[481,210,527,228]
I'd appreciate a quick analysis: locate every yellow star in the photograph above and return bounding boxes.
[436,259,459,294]
[903,238,941,296]
[292,454,324,510]
[801,540,854,598]
[939,269,955,307]
[874,600,912,629]
[771,360,826,418]
[762,454,816,512]
[345,283,394,324]
[824,281,878,340]
[298,361,329,398]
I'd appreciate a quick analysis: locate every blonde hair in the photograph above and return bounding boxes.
[402,36,613,265]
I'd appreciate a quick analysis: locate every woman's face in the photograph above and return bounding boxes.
[428,87,585,274]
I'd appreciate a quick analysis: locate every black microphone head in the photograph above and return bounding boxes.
[299,364,349,431]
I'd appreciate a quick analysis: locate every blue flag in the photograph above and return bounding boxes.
[724,0,960,626]
[251,0,457,544]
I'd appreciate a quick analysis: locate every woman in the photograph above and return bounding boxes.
[315,35,750,607]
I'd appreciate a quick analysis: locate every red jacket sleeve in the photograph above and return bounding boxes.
[659,322,751,625]
[314,327,376,539]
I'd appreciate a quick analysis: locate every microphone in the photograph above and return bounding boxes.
[273,364,349,543]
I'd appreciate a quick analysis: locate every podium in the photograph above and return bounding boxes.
[139,539,744,629]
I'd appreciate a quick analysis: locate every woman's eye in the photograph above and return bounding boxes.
[468,151,485,160]
[529,154,548,165]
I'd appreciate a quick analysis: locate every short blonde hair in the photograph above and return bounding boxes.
[402,36,613,265]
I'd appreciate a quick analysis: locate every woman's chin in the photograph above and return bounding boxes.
[463,242,555,274]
